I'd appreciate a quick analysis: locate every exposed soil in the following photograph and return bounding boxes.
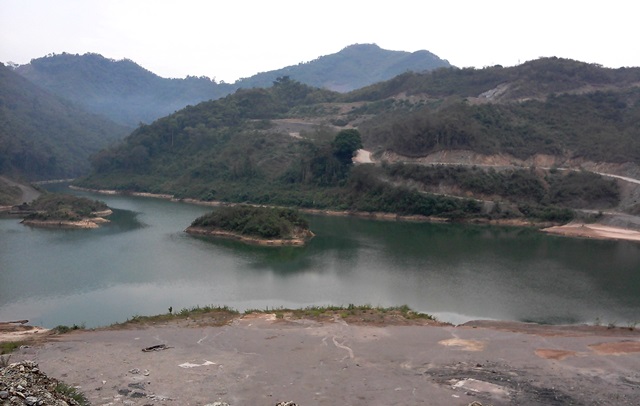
[4,313,640,405]
[542,222,640,242]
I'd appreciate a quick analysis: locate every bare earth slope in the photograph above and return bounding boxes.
[10,315,640,405]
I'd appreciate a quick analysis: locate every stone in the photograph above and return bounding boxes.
[25,396,39,405]
[0,390,9,399]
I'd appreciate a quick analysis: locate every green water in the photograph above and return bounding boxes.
[1,185,639,328]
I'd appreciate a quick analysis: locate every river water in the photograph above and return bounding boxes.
[1,185,639,328]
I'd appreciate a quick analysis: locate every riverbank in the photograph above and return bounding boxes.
[5,312,640,405]
[185,226,314,246]
[20,209,113,229]
[70,185,640,243]
[542,222,640,242]
[70,186,556,226]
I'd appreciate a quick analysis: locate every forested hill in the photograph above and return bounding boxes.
[12,44,450,126]
[13,53,234,126]
[0,63,129,180]
[234,43,451,91]
[346,57,640,102]
[76,60,640,221]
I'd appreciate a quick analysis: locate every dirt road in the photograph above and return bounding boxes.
[10,315,640,405]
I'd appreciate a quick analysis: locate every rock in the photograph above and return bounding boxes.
[25,396,39,405]
[275,402,298,406]
[0,361,86,405]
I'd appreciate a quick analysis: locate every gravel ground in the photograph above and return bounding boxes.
[6,314,640,406]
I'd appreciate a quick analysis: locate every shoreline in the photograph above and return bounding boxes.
[69,186,550,226]
[20,209,113,229]
[542,222,640,243]
[69,186,640,242]
[185,226,314,246]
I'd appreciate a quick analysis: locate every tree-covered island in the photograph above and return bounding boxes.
[20,193,112,229]
[185,205,314,246]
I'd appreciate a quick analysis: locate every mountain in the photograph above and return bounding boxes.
[234,43,451,92]
[0,63,129,180]
[75,59,640,220]
[12,44,450,126]
[13,53,234,126]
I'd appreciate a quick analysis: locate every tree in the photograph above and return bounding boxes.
[331,129,363,166]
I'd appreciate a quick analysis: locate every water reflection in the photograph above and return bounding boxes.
[1,185,639,328]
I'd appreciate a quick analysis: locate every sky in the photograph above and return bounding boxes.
[1,0,638,83]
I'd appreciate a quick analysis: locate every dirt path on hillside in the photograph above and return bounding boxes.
[9,315,640,405]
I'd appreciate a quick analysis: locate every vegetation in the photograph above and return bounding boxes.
[0,341,24,355]
[346,57,640,101]
[360,89,640,163]
[190,205,310,240]
[24,193,109,221]
[14,45,449,126]
[247,304,438,324]
[114,304,437,327]
[54,382,90,406]
[0,63,129,180]
[0,178,22,205]
[383,164,619,210]
[236,43,450,92]
[74,58,639,222]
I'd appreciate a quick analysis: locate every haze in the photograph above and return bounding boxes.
[1,0,639,82]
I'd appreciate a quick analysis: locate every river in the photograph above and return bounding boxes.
[1,185,639,328]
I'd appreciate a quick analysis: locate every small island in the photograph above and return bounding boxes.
[20,193,112,229]
[186,205,314,246]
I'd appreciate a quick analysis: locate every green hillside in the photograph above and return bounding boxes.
[0,63,129,180]
[75,58,640,221]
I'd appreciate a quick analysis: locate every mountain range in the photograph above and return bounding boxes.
[12,44,450,126]
[3,44,640,223]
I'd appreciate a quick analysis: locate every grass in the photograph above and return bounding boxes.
[110,304,437,328]
[244,304,438,324]
[112,305,240,328]
[55,382,90,406]
[52,323,85,334]
[0,340,24,355]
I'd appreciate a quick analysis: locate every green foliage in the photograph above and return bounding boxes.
[0,341,24,355]
[54,382,90,406]
[0,63,129,180]
[346,57,640,102]
[332,129,363,165]
[25,193,108,221]
[0,178,23,205]
[76,57,634,222]
[191,205,310,239]
[547,171,620,208]
[52,323,85,334]
[346,165,482,218]
[360,89,640,163]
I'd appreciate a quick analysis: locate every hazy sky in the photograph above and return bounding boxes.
[1,0,637,83]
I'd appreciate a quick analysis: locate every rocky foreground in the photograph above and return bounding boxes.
[0,361,85,405]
